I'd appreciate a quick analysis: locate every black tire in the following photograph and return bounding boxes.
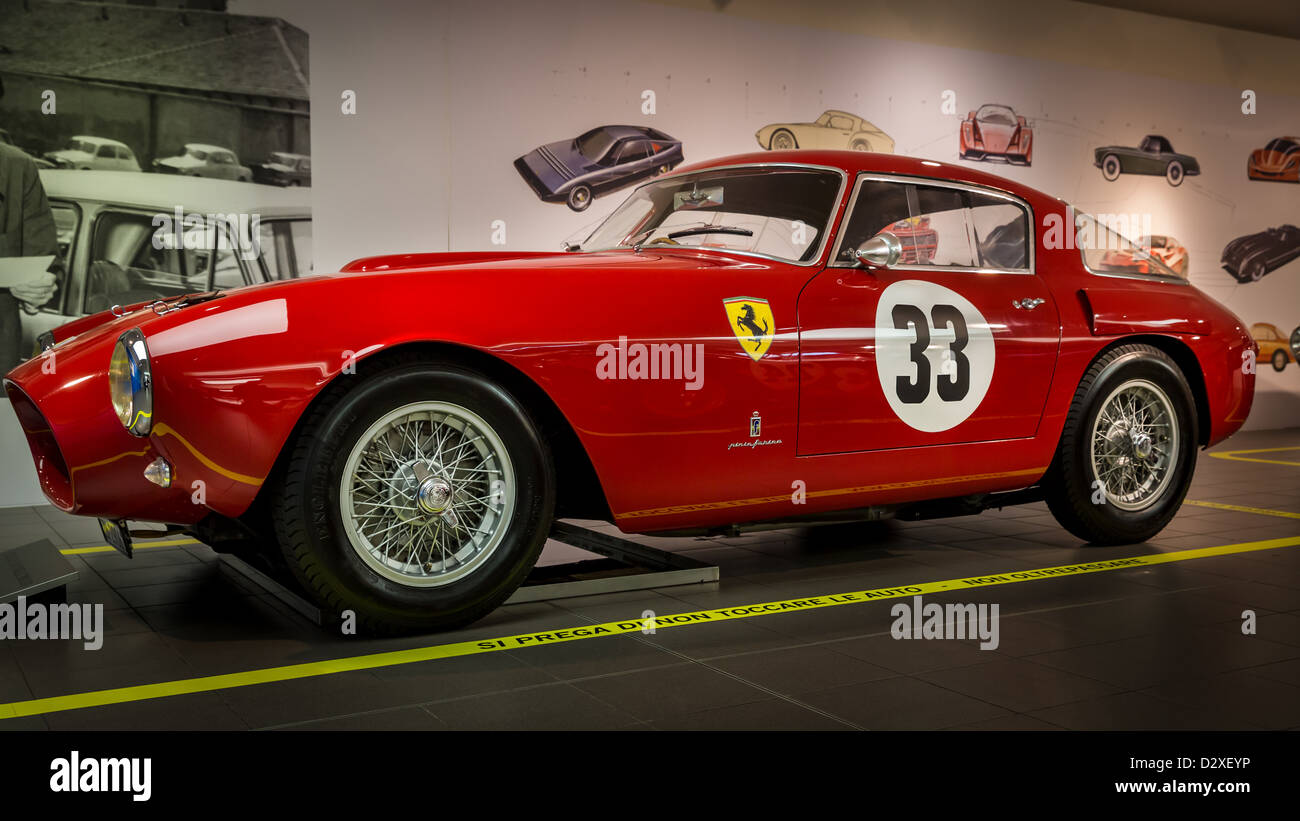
[1043,344,1197,545]
[1101,154,1121,181]
[1272,349,1288,371]
[1290,326,1300,360]
[271,357,555,633]
[566,185,592,212]
[1165,160,1184,187]
[1247,260,1267,282]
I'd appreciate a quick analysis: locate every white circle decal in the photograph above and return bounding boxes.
[875,280,995,432]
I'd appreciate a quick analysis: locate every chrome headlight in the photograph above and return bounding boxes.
[109,328,152,436]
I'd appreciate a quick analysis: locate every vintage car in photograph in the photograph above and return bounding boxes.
[513,124,683,211]
[1247,136,1300,182]
[14,170,312,361]
[153,143,253,181]
[1095,135,1200,187]
[755,110,894,153]
[253,151,312,187]
[1250,322,1294,371]
[4,151,1254,633]
[43,135,141,172]
[1221,224,1300,282]
[958,104,1033,165]
[1098,235,1188,279]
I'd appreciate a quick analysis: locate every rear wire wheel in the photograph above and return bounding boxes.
[1043,344,1197,544]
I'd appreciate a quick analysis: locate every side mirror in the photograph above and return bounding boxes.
[855,231,902,268]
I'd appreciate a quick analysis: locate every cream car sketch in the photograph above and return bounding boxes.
[755,110,894,153]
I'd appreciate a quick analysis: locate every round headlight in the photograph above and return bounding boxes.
[108,328,152,436]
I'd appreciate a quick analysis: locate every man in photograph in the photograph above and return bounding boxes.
[0,76,60,372]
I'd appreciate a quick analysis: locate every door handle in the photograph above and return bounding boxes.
[1013,297,1045,310]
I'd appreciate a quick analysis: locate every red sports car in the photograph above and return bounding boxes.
[4,151,1254,632]
[959,104,1033,166]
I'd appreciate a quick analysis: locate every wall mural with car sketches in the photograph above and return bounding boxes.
[452,1,1299,432]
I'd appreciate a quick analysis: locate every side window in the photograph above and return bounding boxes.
[96,144,116,158]
[828,115,854,130]
[911,185,973,267]
[258,219,313,280]
[117,147,133,160]
[834,179,911,263]
[967,192,1030,270]
[49,203,79,272]
[834,178,1030,271]
[84,212,216,314]
[618,141,650,163]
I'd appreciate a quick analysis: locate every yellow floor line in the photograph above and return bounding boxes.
[1209,446,1300,467]
[3,534,1298,721]
[60,538,199,556]
[1183,500,1300,520]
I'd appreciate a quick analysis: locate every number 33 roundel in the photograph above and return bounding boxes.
[875,280,995,432]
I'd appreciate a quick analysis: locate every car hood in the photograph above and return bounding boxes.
[1250,148,1299,170]
[46,149,93,162]
[157,155,204,169]
[259,162,295,172]
[517,139,592,187]
[974,121,1020,152]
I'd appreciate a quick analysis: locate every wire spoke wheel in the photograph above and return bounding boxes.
[1088,378,1178,511]
[340,401,515,587]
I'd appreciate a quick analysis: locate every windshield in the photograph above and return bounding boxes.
[581,166,843,263]
[67,138,97,153]
[269,152,294,164]
[187,147,209,160]
[1075,212,1179,278]
[1264,138,1298,153]
[576,129,617,160]
[976,106,1016,125]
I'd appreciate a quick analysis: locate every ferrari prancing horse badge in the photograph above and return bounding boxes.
[724,296,774,361]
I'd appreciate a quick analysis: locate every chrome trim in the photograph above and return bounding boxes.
[828,172,1036,274]
[112,327,153,437]
[581,162,850,268]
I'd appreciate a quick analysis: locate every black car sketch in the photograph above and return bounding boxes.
[1094,135,1200,187]
[1221,224,1300,283]
[514,125,684,211]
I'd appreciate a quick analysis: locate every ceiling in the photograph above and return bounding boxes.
[1078,0,1300,40]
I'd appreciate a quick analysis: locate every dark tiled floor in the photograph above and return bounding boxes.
[0,429,1298,730]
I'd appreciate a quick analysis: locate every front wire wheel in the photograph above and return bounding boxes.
[341,402,515,587]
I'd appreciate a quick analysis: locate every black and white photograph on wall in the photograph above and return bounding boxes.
[0,0,311,375]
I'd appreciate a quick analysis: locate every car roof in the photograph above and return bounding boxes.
[70,135,128,147]
[185,143,235,153]
[597,125,657,140]
[822,109,858,118]
[40,169,309,216]
[669,149,1053,207]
